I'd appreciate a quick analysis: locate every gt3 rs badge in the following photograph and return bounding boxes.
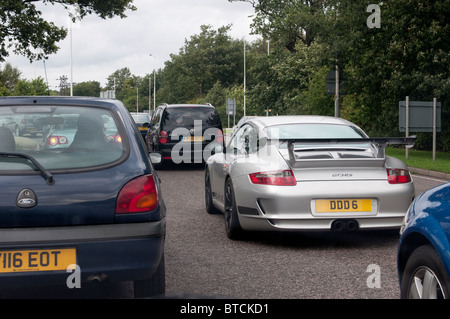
[16,189,37,208]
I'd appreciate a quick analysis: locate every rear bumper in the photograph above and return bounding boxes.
[232,175,415,231]
[0,220,165,287]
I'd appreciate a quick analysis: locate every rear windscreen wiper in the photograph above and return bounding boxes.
[0,152,55,185]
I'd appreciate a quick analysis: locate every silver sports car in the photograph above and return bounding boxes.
[205,116,416,239]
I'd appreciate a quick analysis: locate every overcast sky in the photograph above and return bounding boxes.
[7,0,258,90]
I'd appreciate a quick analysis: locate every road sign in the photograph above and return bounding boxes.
[326,69,346,95]
[226,98,236,115]
[100,90,116,99]
[399,100,441,132]
[399,97,441,161]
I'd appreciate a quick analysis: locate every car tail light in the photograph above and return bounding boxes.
[47,136,68,146]
[116,175,159,214]
[387,168,412,184]
[249,169,297,186]
[159,131,168,144]
[216,129,223,143]
[107,134,122,143]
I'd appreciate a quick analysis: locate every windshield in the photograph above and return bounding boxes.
[0,105,126,172]
[132,114,151,123]
[265,123,366,139]
[162,107,221,128]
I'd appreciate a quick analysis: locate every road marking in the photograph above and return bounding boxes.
[413,174,449,183]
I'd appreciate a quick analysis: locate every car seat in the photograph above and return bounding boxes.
[0,126,16,152]
[67,114,107,151]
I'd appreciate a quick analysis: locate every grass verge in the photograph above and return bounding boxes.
[386,147,450,174]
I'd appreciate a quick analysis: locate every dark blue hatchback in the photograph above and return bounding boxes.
[398,182,450,299]
[0,96,165,298]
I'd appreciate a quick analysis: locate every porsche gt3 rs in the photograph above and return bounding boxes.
[204,116,416,239]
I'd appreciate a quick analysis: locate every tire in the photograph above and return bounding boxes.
[401,245,450,299]
[224,178,244,239]
[205,169,220,214]
[134,254,165,298]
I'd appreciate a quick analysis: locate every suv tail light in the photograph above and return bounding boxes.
[387,168,412,184]
[107,134,122,143]
[216,129,223,143]
[159,131,168,144]
[249,170,297,186]
[116,175,159,214]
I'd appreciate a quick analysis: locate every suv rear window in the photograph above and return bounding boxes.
[162,107,221,128]
[0,105,126,172]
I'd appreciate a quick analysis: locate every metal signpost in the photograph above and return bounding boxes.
[226,98,236,129]
[326,68,346,117]
[399,97,441,161]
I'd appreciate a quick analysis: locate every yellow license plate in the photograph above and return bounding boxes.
[138,127,147,131]
[315,199,372,213]
[182,136,204,142]
[0,248,76,273]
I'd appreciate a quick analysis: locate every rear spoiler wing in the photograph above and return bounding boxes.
[271,136,416,162]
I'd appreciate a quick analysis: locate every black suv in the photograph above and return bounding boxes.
[146,104,224,166]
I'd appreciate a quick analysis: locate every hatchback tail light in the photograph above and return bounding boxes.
[159,131,168,144]
[116,175,159,214]
[249,169,297,186]
[47,135,68,146]
[387,168,412,184]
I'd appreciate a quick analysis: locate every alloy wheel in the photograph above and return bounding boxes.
[409,266,446,299]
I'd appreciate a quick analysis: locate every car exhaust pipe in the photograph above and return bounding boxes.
[332,219,359,231]
[346,220,358,231]
[87,273,108,283]
[333,220,346,231]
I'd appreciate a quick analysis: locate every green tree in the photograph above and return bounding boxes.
[158,25,244,103]
[0,0,136,62]
[13,77,48,95]
[337,1,450,148]
[0,62,21,92]
[105,67,132,92]
[232,0,450,152]
[73,81,100,97]
[232,0,331,52]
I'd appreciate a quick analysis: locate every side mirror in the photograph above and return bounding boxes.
[149,152,162,164]
[258,137,267,149]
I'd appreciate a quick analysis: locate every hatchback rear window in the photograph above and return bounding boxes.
[0,105,126,172]
[162,107,221,127]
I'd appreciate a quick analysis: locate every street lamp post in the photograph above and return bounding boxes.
[243,39,246,117]
[136,87,139,113]
[149,54,156,111]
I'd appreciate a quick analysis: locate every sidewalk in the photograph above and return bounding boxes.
[409,167,450,181]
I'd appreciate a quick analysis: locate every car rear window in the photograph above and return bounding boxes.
[0,105,126,172]
[132,114,151,123]
[265,123,366,139]
[162,107,221,128]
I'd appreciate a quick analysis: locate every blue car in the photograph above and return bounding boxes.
[398,182,450,299]
[0,96,165,298]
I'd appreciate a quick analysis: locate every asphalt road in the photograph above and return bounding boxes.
[161,165,448,299]
[0,165,447,299]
